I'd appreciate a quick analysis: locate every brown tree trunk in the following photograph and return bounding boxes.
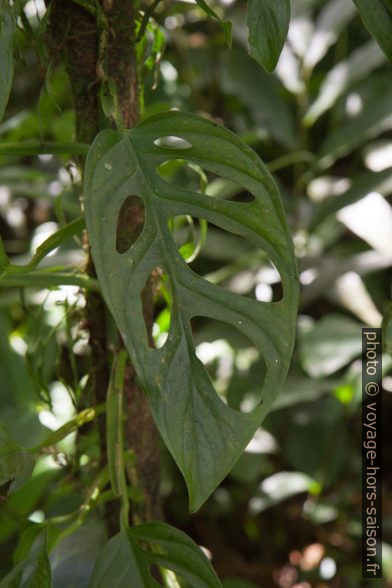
[47,0,162,529]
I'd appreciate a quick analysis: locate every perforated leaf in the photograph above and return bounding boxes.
[84,111,299,511]
[90,522,221,587]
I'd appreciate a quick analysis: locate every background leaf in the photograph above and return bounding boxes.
[353,0,392,61]
[0,0,16,122]
[0,422,35,496]
[90,522,222,587]
[84,111,299,511]
[247,0,290,73]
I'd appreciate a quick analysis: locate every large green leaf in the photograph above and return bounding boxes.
[0,422,35,497]
[89,522,221,587]
[84,111,298,511]
[353,0,392,61]
[0,0,16,122]
[247,0,290,73]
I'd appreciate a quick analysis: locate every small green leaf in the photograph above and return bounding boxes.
[0,0,16,122]
[353,0,392,61]
[0,422,35,497]
[247,0,290,73]
[89,522,222,587]
[195,0,232,47]
[84,111,298,511]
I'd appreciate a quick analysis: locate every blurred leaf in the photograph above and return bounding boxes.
[0,0,16,122]
[249,471,317,514]
[84,111,299,511]
[90,522,222,587]
[353,0,392,61]
[247,0,290,73]
[0,530,51,588]
[299,314,362,377]
[337,191,392,257]
[0,422,35,496]
[195,0,232,47]
[221,47,297,148]
[303,0,355,71]
[318,80,392,168]
[304,40,385,125]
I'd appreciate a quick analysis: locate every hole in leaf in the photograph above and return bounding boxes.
[191,318,267,414]
[156,160,255,202]
[115,195,145,254]
[168,215,207,264]
[149,564,164,585]
[154,136,192,149]
[156,159,207,193]
[187,219,283,302]
[142,266,172,349]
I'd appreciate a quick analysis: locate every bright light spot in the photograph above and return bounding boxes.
[335,271,382,327]
[0,186,10,207]
[49,180,62,196]
[196,339,233,364]
[255,283,273,302]
[300,268,318,286]
[245,428,277,454]
[28,510,45,523]
[41,381,75,431]
[346,92,363,116]
[160,61,178,82]
[38,154,53,163]
[307,176,350,203]
[9,334,27,356]
[6,206,24,229]
[39,409,58,430]
[31,221,59,257]
[319,557,337,580]
[199,546,212,560]
[164,16,179,30]
[337,192,392,257]
[58,167,72,183]
[79,454,90,466]
[256,265,280,284]
[382,376,392,392]
[364,141,392,172]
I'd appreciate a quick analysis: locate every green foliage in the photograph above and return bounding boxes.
[90,522,221,587]
[353,0,392,61]
[0,423,35,496]
[0,0,392,585]
[84,111,298,511]
[0,0,16,122]
[247,0,290,72]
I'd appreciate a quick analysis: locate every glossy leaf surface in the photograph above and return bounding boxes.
[84,111,299,511]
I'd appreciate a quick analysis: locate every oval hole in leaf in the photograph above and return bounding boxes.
[116,195,145,254]
[154,136,192,149]
[191,317,267,414]
[168,215,207,264]
[156,159,255,202]
[189,220,284,302]
[142,266,172,349]
[149,564,164,585]
[156,159,207,193]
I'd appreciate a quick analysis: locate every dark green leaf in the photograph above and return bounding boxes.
[89,522,222,587]
[84,111,298,511]
[0,422,35,496]
[353,0,392,61]
[0,530,51,588]
[247,0,290,73]
[0,0,16,122]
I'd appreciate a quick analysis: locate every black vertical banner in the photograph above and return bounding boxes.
[362,328,382,579]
